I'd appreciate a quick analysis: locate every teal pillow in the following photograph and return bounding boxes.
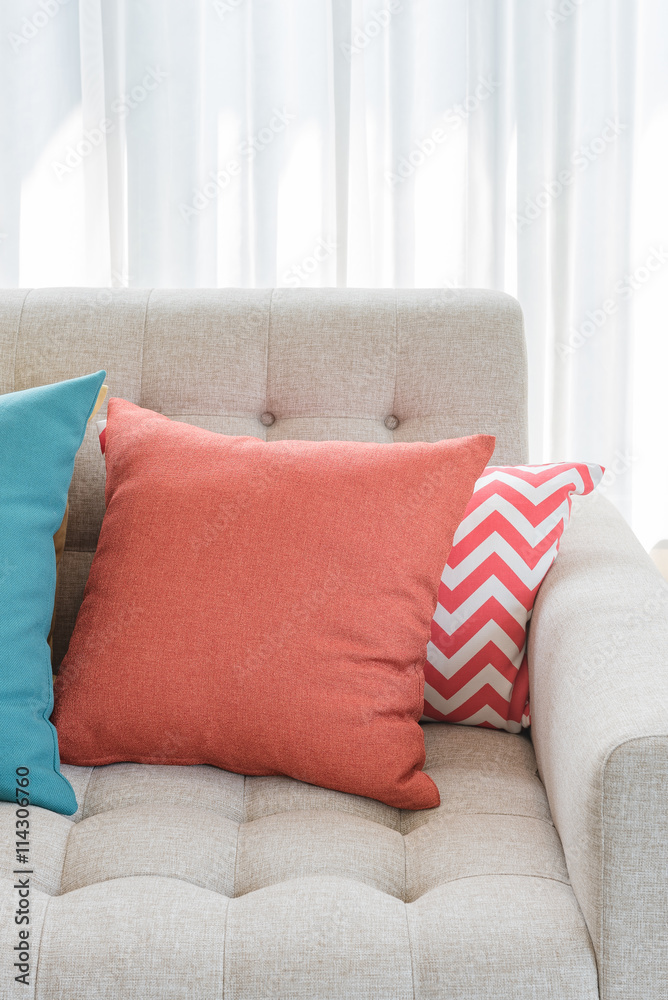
[0,371,106,815]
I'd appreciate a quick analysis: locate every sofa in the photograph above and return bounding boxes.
[1,287,667,999]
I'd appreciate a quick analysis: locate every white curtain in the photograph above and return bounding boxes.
[2,0,667,547]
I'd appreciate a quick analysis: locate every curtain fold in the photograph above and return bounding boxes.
[1,0,667,546]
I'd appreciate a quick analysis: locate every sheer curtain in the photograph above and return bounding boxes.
[1,0,667,547]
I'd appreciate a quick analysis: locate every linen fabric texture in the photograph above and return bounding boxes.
[0,724,600,1000]
[53,399,494,809]
[423,462,603,732]
[0,370,106,815]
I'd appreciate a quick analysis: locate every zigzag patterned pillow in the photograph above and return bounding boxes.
[423,462,603,733]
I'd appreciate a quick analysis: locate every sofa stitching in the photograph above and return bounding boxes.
[147,412,477,420]
[403,837,418,1000]
[52,803,556,830]
[232,776,244,896]
[69,797,240,822]
[52,800,553,828]
[159,412,395,420]
[11,288,30,392]
[402,811,556,833]
[74,801,389,825]
[264,289,274,434]
[403,828,407,901]
[6,867,575,903]
[38,871,415,907]
[75,803,402,836]
[78,766,96,821]
[137,288,153,407]
[71,797,241,827]
[405,871,573,903]
[32,890,52,995]
[54,871,234,898]
[58,820,78,897]
[221,888,231,999]
[599,749,608,991]
[54,410,480,423]
[231,805,399,830]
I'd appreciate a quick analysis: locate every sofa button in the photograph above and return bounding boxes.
[384,414,399,430]
[260,412,275,427]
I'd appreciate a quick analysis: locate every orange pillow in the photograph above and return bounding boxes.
[53,400,494,809]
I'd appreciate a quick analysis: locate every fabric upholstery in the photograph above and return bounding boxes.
[5,287,651,997]
[529,491,668,1000]
[0,725,599,999]
[0,288,529,669]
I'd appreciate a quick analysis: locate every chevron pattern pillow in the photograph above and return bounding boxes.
[422,463,603,732]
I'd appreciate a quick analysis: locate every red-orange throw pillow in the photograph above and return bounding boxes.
[53,400,494,809]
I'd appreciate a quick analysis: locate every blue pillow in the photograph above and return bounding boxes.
[0,371,106,815]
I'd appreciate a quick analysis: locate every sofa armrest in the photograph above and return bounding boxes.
[528,492,668,1000]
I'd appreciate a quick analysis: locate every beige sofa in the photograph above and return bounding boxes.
[1,288,667,999]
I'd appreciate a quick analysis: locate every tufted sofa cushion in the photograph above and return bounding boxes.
[0,725,599,999]
[0,288,530,669]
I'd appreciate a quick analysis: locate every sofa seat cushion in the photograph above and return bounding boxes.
[0,725,599,1000]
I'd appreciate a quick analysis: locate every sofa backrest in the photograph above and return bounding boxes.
[0,288,528,665]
